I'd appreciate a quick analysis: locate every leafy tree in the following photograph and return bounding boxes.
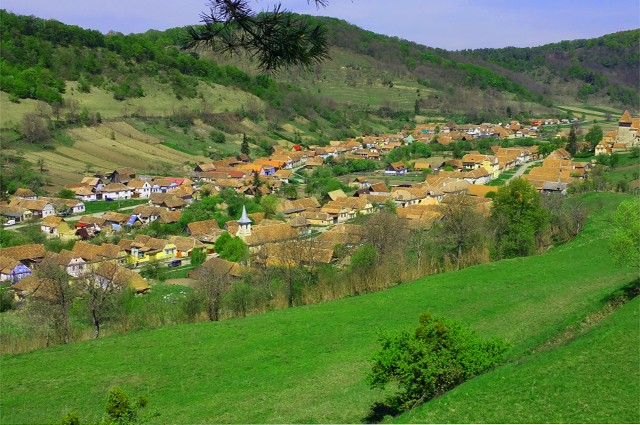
[0,283,16,312]
[609,199,640,268]
[78,268,126,339]
[584,124,603,149]
[259,194,279,218]
[187,0,330,72]
[56,188,76,199]
[367,312,508,415]
[190,248,207,268]
[192,263,233,321]
[219,237,248,262]
[490,178,549,259]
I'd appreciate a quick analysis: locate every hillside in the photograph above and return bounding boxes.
[1,192,637,424]
[394,296,640,423]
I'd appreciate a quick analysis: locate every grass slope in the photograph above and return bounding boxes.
[0,193,636,424]
[394,296,640,424]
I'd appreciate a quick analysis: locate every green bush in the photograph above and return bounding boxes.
[367,312,508,415]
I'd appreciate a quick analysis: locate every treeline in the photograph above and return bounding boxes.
[0,10,282,105]
[461,29,640,106]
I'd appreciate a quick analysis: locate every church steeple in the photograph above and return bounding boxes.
[236,205,252,238]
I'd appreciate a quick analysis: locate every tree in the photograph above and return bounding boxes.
[20,113,50,144]
[609,199,640,268]
[37,158,45,173]
[567,125,578,156]
[490,178,549,259]
[584,124,603,150]
[192,262,234,321]
[56,188,76,199]
[190,248,207,268]
[367,312,508,415]
[187,0,330,72]
[27,255,78,344]
[241,132,250,156]
[259,194,279,218]
[78,266,126,339]
[58,387,156,425]
[439,195,485,269]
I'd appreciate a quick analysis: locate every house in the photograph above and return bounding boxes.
[168,236,207,258]
[71,241,125,264]
[80,177,105,193]
[13,188,37,200]
[350,177,370,190]
[101,183,133,201]
[385,162,408,175]
[107,168,136,184]
[413,160,431,172]
[9,198,56,219]
[93,262,149,293]
[0,244,47,268]
[274,169,293,183]
[301,210,334,226]
[0,205,33,223]
[72,186,98,202]
[0,256,31,283]
[325,189,347,202]
[41,197,85,215]
[40,216,75,238]
[127,180,152,198]
[187,220,223,247]
[151,178,178,193]
[50,250,87,277]
[118,235,177,266]
[191,257,246,279]
[149,193,187,210]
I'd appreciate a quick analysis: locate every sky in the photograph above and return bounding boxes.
[2,0,639,50]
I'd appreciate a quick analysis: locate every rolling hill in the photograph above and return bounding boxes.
[1,192,637,424]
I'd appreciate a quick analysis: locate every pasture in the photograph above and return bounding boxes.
[0,192,636,424]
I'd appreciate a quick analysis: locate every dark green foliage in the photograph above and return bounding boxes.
[216,235,248,263]
[367,312,509,413]
[585,125,603,149]
[209,130,226,144]
[567,125,578,156]
[240,133,250,156]
[56,188,77,199]
[490,178,549,259]
[57,387,154,424]
[609,199,640,268]
[0,283,16,312]
[186,1,330,72]
[190,248,207,268]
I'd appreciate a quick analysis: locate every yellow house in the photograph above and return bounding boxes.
[40,216,75,238]
[118,235,176,266]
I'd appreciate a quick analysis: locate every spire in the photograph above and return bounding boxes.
[238,205,251,225]
[619,110,632,124]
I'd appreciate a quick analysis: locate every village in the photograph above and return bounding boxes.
[1,111,638,300]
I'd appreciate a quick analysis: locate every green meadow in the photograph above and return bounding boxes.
[0,192,637,424]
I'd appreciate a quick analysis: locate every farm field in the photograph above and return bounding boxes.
[0,78,263,127]
[394,296,640,424]
[0,192,636,424]
[17,121,210,189]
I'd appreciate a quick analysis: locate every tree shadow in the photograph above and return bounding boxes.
[362,401,400,424]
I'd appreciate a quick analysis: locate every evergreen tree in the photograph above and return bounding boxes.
[567,125,578,156]
[241,133,250,156]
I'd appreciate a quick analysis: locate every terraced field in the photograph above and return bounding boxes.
[20,121,210,189]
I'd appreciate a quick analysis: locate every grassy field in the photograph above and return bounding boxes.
[81,199,149,215]
[0,192,636,424]
[394,296,640,424]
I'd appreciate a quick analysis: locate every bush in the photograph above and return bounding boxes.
[366,312,508,415]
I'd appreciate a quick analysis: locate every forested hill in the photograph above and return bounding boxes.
[459,29,639,105]
[294,17,638,109]
[0,9,638,123]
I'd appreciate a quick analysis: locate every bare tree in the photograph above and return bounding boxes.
[78,265,123,339]
[27,255,77,344]
[192,260,235,321]
[20,113,51,144]
[439,195,484,269]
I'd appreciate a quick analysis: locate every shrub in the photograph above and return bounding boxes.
[367,312,509,415]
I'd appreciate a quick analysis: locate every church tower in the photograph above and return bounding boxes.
[236,205,252,238]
